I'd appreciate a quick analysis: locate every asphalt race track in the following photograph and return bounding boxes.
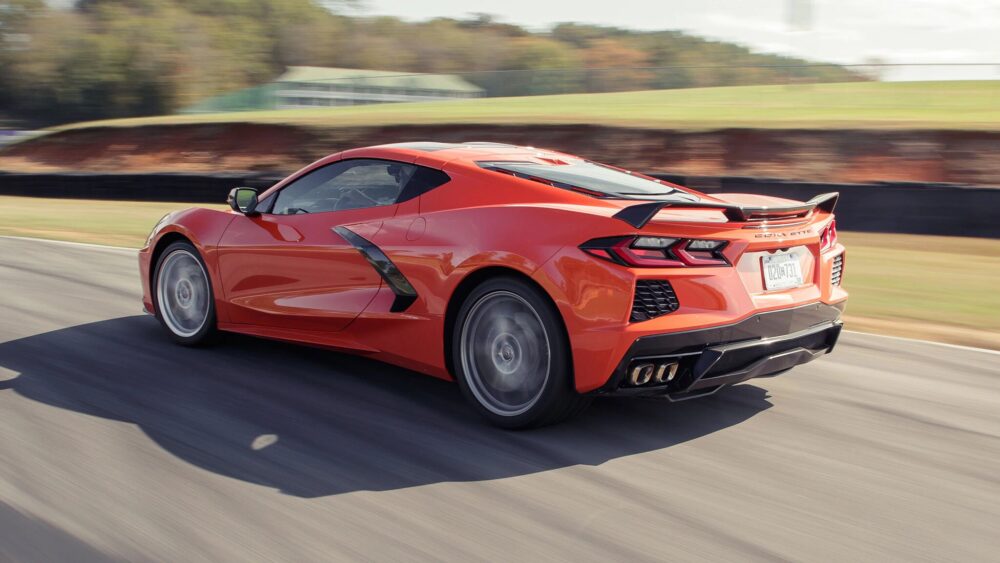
[1,236,998,562]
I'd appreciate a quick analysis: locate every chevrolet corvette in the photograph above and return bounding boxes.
[140,142,847,428]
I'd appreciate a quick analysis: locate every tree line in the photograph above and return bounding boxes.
[0,0,862,125]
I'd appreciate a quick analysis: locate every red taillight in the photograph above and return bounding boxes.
[581,236,729,267]
[820,219,838,252]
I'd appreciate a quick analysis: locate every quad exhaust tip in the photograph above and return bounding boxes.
[629,364,654,386]
[629,361,679,386]
[655,362,679,384]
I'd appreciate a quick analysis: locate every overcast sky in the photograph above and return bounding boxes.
[361,0,1000,81]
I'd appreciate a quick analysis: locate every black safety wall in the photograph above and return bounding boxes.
[1,172,997,237]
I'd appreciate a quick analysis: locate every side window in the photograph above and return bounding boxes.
[397,166,451,202]
[272,159,417,215]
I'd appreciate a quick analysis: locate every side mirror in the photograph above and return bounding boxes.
[227,187,259,215]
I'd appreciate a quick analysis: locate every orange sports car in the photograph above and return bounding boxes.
[139,142,847,428]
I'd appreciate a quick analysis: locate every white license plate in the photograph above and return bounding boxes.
[761,252,804,290]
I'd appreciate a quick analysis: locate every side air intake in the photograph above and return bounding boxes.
[831,254,844,286]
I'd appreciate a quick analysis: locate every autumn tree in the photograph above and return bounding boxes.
[0,2,863,125]
[581,38,651,93]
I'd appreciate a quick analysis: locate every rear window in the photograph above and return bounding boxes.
[478,160,698,201]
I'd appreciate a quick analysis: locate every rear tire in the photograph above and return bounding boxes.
[452,276,590,429]
[153,241,219,346]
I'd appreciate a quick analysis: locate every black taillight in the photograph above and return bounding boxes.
[581,236,729,267]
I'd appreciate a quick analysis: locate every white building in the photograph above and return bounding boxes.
[274,66,484,108]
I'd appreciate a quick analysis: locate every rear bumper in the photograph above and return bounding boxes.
[591,301,844,399]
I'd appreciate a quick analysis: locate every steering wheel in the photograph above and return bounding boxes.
[335,187,380,210]
[346,187,380,204]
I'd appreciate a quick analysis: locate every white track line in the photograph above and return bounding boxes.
[0,235,137,253]
[842,330,1000,356]
[4,235,998,356]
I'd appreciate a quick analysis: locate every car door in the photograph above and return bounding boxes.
[216,158,417,332]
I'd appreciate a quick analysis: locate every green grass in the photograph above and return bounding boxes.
[3,195,999,345]
[0,196,222,248]
[45,81,1000,133]
[838,232,1000,333]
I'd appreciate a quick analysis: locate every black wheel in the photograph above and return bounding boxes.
[153,241,219,346]
[452,276,591,429]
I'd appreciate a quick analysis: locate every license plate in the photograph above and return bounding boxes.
[761,252,804,290]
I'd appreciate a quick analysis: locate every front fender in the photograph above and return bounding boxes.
[140,208,237,320]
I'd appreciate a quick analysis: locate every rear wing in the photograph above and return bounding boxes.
[613,192,840,228]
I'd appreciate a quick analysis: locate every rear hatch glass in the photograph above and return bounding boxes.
[478,160,700,202]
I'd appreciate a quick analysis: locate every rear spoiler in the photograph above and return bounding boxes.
[612,192,840,228]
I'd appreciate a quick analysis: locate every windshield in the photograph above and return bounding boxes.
[478,160,699,201]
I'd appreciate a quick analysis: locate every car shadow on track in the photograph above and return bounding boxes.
[0,316,773,498]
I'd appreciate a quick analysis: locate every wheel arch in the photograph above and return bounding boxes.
[149,232,195,301]
[442,265,572,380]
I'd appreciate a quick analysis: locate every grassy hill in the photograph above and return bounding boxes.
[5,80,999,183]
[48,81,1000,132]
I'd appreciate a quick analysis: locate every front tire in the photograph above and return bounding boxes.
[153,241,218,346]
[452,276,590,429]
